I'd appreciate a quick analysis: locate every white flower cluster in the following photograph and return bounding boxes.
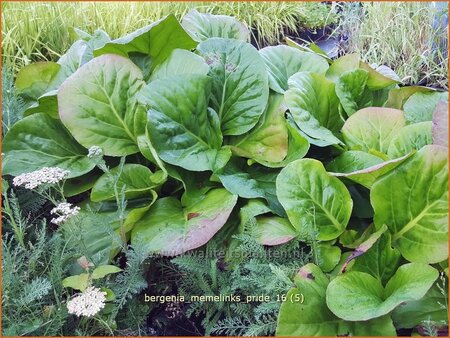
[50,202,80,225]
[13,167,70,189]
[87,146,103,158]
[67,286,107,317]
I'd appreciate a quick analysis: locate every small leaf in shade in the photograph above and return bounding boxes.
[316,243,341,272]
[285,72,343,146]
[276,159,353,241]
[182,9,250,42]
[197,38,269,136]
[371,145,448,264]
[94,15,197,71]
[91,265,122,280]
[342,107,406,154]
[62,273,90,292]
[432,99,449,147]
[340,224,387,273]
[131,188,237,256]
[259,45,328,93]
[326,263,438,321]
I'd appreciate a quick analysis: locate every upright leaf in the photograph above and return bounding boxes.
[138,74,226,172]
[387,121,432,158]
[285,72,343,146]
[94,15,197,71]
[371,145,448,263]
[259,45,329,93]
[58,54,146,156]
[403,91,448,123]
[182,9,250,42]
[432,100,449,147]
[197,38,269,135]
[276,159,352,241]
[335,69,372,116]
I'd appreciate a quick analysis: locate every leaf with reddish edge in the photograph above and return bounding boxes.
[432,100,449,147]
[131,188,237,256]
[340,224,387,273]
[254,216,297,246]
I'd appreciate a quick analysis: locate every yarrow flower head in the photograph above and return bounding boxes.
[87,146,103,159]
[50,202,80,225]
[13,167,70,189]
[67,286,107,317]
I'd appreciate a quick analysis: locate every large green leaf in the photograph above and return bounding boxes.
[259,45,329,93]
[342,107,406,153]
[371,145,448,264]
[276,159,352,241]
[387,121,432,158]
[384,86,435,109]
[131,188,237,256]
[149,49,209,81]
[58,54,145,156]
[2,113,94,178]
[91,164,167,202]
[403,91,448,123]
[285,72,343,146]
[328,151,413,189]
[182,9,249,42]
[138,74,227,172]
[276,263,396,336]
[326,54,360,82]
[94,15,196,71]
[216,158,284,216]
[326,263,438,321]
[335,69,372,116]
[197,38,269,135]
[432,100,449,148]
[229,93,288,164]
[392,281,448,329]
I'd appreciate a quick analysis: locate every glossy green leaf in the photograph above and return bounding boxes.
[335,69,372,116]
[285,72,343,146]
[15,62,60,103]
[62,273,89,291]
[91,164,167,202]
[259,45,329,93]
[276,263,396,336]
[326,54,360,82]
[131,188,238,256]
[432,100,449,147]
[403,91,448,123]
[149,48,209,81]
[138,74,226,172]
[182,9,249,42]
[229,93,288,164]
[94,15,197,71]
[371,145,448,263]
[329,152,413,189]
[359,61,400,90]
[91,265,122,279]
[327,151,384,173]
[387,121,432,158]
[342,107,406,153]
[197,38,269,135]
[384,86,435,109]
[285,36,332,62]
[326,263,438,321]
[58,54,146,156]
[316,244,341,272]
[63,170,101,197]
[276,159,352,241]
[217,159,284,216]
[2,113,95,178]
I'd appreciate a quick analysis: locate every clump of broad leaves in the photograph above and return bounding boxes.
[2,10,448,336]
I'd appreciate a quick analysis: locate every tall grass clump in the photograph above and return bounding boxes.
[1,1,337,73]
[334,2,448,89]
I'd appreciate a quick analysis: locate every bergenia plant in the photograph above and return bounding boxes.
[2,10,448,336]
